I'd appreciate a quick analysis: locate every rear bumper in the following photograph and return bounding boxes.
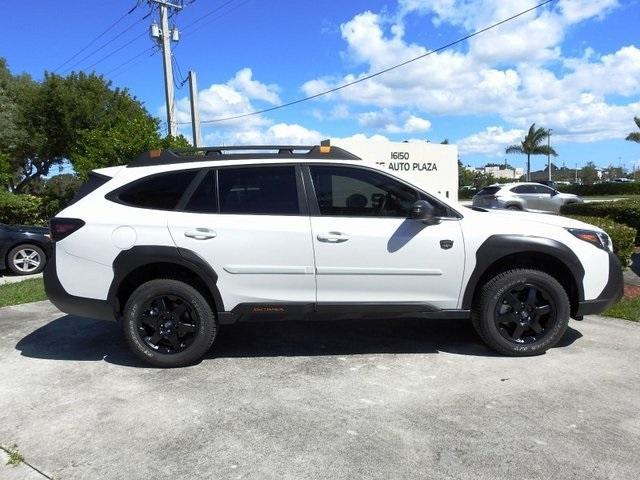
[576,251,624,317]
[43,246,116,322]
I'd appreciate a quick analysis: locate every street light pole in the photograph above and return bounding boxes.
[547,128,552,182]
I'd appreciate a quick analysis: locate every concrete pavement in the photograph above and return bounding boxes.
[0,272,42,285]
[1,301,639,480]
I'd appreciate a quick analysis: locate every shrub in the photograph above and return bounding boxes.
[561,199,640,236]
[566,215,636,267]
[0,191,45,226]
[557,182,640,196]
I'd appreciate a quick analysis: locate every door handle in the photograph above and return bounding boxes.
[317,231,349,243]
[184,228,217,240]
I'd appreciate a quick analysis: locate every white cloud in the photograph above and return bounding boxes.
[227,68,280,105]
[458,126,525,155]
[301,5,640,145]
[358,109,431,133]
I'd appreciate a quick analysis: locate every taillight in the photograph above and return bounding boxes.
[49,218,85,241]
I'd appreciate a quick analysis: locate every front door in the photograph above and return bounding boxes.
[306,165,465,310]
[167,165,316,312]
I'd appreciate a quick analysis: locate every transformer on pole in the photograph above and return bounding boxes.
[149,0,183,137]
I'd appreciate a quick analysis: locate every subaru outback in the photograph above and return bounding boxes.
[44,143,623,367]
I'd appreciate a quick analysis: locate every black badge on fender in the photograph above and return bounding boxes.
[440,239,454,250]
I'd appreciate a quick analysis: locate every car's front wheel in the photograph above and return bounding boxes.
[122,279,217,367]
[472,269,570,356]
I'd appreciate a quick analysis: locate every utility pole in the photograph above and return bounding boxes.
[188,70,202,147]
[149,1,183,137]
[547,128,552,182]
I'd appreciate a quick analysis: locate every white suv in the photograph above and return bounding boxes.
[44,143,623,367]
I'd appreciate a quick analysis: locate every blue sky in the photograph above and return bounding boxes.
[4,0,640,172]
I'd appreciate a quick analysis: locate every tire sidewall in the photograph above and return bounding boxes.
[481,271,569,355]
[8,244,46,275]
[123,280,216,367]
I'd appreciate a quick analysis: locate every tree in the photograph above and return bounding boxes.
[581,161,599,185]
[626,117,640,143]
[0,59,188,190]
[505,123,557,181]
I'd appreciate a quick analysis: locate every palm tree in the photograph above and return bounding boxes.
[505,123,557,181]
[626,117,640,143]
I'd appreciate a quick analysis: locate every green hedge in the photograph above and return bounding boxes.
[566,215,636,266]
[557,182,640,196]
[561,199,640,236]
[0,191,45,226]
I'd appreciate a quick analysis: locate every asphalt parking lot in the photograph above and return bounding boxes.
[1,301,639,480]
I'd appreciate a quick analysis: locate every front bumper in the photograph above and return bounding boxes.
[43,246,116,322]
[576,250,624,317]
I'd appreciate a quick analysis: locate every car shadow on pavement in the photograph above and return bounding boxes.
[15,315,583,368]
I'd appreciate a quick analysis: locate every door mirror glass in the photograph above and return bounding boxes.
[409,200,438,224]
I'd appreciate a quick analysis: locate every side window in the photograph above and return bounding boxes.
[114,169,198,210]
[512,185,535,194]
[534,185,555,195]
[218,166,300,215]
[309,165,420,217]
[184,170,217,213]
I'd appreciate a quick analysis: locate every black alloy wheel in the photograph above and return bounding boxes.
[137,294,199,355]
[472,269,570,356]
[494,283,556,344]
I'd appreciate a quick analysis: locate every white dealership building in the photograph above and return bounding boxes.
[332,139,460,202]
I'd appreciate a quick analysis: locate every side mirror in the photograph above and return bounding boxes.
[551,190,559,196]
[409,200,438,224]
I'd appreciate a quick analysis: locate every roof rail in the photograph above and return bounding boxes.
[127,140,360,168]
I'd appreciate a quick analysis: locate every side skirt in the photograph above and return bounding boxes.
[217,302,470,325]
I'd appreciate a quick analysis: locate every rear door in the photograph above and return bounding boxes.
[306,164,464,309]
[167,165,316,311]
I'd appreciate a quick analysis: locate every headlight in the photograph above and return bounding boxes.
[566,228,612,251]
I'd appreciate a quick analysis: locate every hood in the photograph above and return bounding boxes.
[466,207,604,232]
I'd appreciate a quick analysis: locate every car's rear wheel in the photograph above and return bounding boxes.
[472,269,569,356]
[506,205,521,211]
[122,279,217,367]
[7,244,46,275]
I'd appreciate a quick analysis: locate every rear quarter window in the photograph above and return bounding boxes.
[109,169,199,210]
[476,187,501,195]
[68,172,111,206]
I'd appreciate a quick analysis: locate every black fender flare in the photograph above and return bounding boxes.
[461,235,585,309]
[108,246,224,315]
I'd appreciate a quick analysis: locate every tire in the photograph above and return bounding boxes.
[506,205,521,211]
[7,244,46,275]
[471,269,570,356]
[122,279,217,367]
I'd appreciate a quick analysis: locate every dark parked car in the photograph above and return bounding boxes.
[0,223,52,275]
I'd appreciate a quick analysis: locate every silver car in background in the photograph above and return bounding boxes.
[472,182,583,213]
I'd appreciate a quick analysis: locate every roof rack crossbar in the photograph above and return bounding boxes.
[127,142,361,168]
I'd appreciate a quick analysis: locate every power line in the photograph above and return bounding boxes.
[60,12,151,74]
[180,0,237,31]
[53,2,142,72]
[182,0,555,125]
[82,30,150,72]
[171,53,188,88]
[106,45,159,77]
[181,0,253,38]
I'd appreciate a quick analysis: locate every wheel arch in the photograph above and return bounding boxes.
[462,235,585,317]
[108,246,224,320]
